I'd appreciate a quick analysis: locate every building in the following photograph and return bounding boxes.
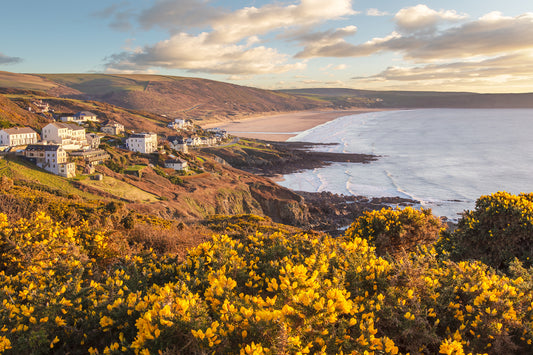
[125,133,158,154]
[206,127,228,139]
[24,144,76,178]
[29,100,49,113]
[101,121,125,135]
[167,118,193,130]
[42,122,87,150]
[165,158,188,171]
[185,136,202,146]
[167,136,188,153]
[86,133,101,149]
[0,127,38,147]
[60,111,98,124]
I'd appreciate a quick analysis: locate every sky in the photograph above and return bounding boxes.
[1,0,532,93]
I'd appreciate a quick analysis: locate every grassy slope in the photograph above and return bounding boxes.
[80,175,159,202]
[0,158,100,200]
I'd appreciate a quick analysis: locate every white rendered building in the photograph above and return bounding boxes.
[125,133,158,154]
[0,127,38,147]
[42,122,87,150]
[24,144,76,178]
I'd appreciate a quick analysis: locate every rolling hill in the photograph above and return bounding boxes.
[0,72,324,123]
[281,88,533,109]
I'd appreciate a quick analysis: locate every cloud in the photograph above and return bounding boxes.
[0,53,22,65]
[296,11,533,61]
[394,4,468,33]
[105,32,306,75]
[353,51,533,88]
[138,0,220,31]
[104,0,354,76]
[206,0,357,44]
[321,63,347,71]
[366,8,389,17]
[92,2,134,32]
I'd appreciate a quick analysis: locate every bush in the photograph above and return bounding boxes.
[2,206,533,354]
[345,207,444,257]
[439,192,533,271]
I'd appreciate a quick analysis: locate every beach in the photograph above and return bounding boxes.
[201,109,382,141]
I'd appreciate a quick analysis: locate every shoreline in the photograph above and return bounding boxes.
[201,108,386,142]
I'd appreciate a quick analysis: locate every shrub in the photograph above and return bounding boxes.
[439,192,533,271]
[2,206,533,354]
[345,207,444,257]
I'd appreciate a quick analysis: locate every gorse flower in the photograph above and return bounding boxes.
[1,194,533,354]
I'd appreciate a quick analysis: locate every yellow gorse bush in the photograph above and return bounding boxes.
[0,195,532,354]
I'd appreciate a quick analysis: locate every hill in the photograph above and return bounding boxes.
[281,88,533,109]
[0,72,324,123]
[0,92,51,128]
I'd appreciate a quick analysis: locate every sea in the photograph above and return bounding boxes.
[277,109,533,221]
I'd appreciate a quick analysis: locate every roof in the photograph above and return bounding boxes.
[2,127,37,135]
[46,122,85,131]
[128,132,157,139]
[76,111,96,117]
[25,144,61,152]
[103,121,124,127]
[165,158,186,163]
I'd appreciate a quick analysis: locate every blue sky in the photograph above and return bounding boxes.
[1,0,532,92]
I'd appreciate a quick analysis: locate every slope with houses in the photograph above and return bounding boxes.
[0,104,230,179]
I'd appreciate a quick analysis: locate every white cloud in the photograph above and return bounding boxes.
[353,51,533,89]
[207,0,357,44]
[106,32,306,75]
[333,64,347,70]
[296,11,533,61]
[366,8,389,17]
[394,4,468,33]
[104,0,357,76]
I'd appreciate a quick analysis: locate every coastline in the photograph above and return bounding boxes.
[201,108,385,142]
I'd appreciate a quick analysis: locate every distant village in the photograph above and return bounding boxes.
[0,100,229,178]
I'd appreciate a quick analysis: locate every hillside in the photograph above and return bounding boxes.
[0,87,183,134]
[0,92,51,128]
[0,72,324,123]
[282,88,533,109]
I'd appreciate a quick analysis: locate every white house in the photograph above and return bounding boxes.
[24,144,76,178]
[165,158,188,171]
[125,132,158,154]
[0,127,38,147]
[42,122,87,150]
[101,121,125,135]
[60,111,98,124]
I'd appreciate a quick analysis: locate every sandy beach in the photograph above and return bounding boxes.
[201,109,383,141]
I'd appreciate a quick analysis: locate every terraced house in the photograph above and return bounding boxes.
[0,127,38,147]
